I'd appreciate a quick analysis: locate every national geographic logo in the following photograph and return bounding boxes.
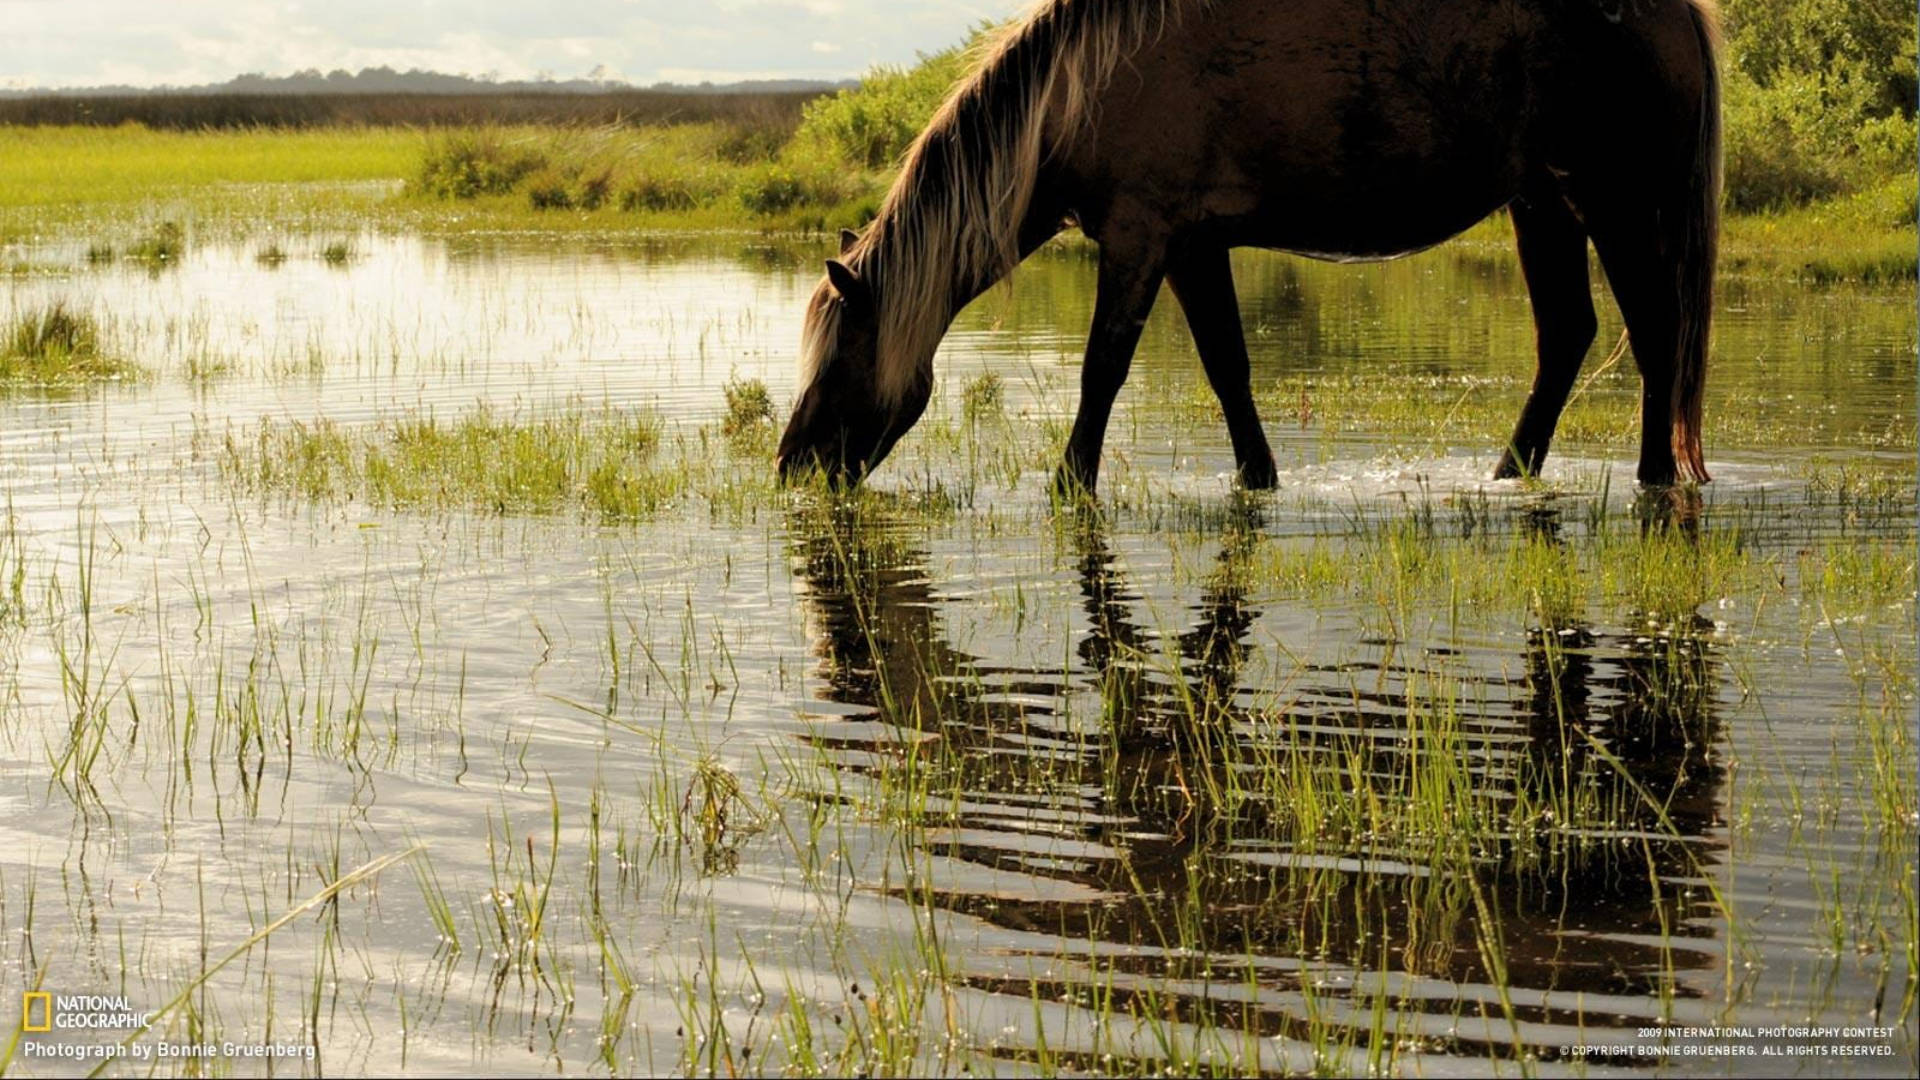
[19,993,154,1030]
[22,993,49,1032]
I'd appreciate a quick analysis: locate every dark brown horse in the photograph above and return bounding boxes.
[776,0,1721,491]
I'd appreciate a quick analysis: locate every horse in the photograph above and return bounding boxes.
[775,0,1721,492]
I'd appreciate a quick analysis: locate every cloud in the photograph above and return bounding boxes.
[0,0,1022,89]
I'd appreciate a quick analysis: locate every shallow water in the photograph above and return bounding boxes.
[0,232,1913,1076]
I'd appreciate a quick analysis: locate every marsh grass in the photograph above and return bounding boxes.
[3,121,1908,272]
[414,123,869,225]
[722,375,775,442]
[414,127,551,199]
[224,404,682,519]
[125,219,185,264]
[1,302,136,383]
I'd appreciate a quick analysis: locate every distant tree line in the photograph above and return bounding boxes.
[0,90,830,132]
[0,65,845,100]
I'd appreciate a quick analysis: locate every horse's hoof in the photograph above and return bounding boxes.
[1493,451,1536,481]
[1237,454,1278,490]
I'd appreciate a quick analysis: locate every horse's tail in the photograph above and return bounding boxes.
[1672,0,1721,484]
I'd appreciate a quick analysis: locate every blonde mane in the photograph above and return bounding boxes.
[801,0,1208,405]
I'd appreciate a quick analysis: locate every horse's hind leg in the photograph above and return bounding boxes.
[1167,245,1278,489]
[1496,193,1598,480]
[1058,234,1167,494]
[1583,204,1689,486]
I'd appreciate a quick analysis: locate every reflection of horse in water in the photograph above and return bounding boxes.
[787,503,1725,1060]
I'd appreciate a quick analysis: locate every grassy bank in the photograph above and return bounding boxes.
[1,120,1909,284]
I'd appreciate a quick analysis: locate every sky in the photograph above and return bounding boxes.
[0,0,1024,90]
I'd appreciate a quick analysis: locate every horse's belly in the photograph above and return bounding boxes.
[1228,175,1517,260]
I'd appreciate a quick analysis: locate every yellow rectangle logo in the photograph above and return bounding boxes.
[22,992,51,1032]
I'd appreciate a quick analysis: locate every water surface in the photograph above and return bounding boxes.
[0,232,1912,1076]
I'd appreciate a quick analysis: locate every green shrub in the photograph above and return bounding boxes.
[737,164,855,216]
[415,129,548,199]
[1720,0,1916,210]
[790,29,985,170]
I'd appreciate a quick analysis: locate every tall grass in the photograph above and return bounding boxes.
[223,405,684,520]
[1,302,135,383]
[0,125,421,208]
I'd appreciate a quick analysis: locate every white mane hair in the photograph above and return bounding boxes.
[800,0,1209,406]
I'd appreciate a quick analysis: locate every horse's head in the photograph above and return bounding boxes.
[776,239,931,486]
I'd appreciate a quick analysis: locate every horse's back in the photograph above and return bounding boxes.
[1061,0,1710,256]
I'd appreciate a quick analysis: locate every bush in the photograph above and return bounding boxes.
[1720,0,1916,210]
[737,164,854,216]
[790,28,986,170]
[415,129,547,199]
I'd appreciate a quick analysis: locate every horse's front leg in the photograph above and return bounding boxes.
[1057,234,1167,494]
[1166,244,1278,489]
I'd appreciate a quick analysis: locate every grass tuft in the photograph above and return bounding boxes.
[226,404,683,520]
[414,128,547,199]
[721,376,775,440]
[126,220,184,263]
[1,302,136,383]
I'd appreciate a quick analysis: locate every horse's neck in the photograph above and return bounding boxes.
[906,191,1067,316]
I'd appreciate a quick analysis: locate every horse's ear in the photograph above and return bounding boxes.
[824,259,870,311]
[838,228,859,255]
